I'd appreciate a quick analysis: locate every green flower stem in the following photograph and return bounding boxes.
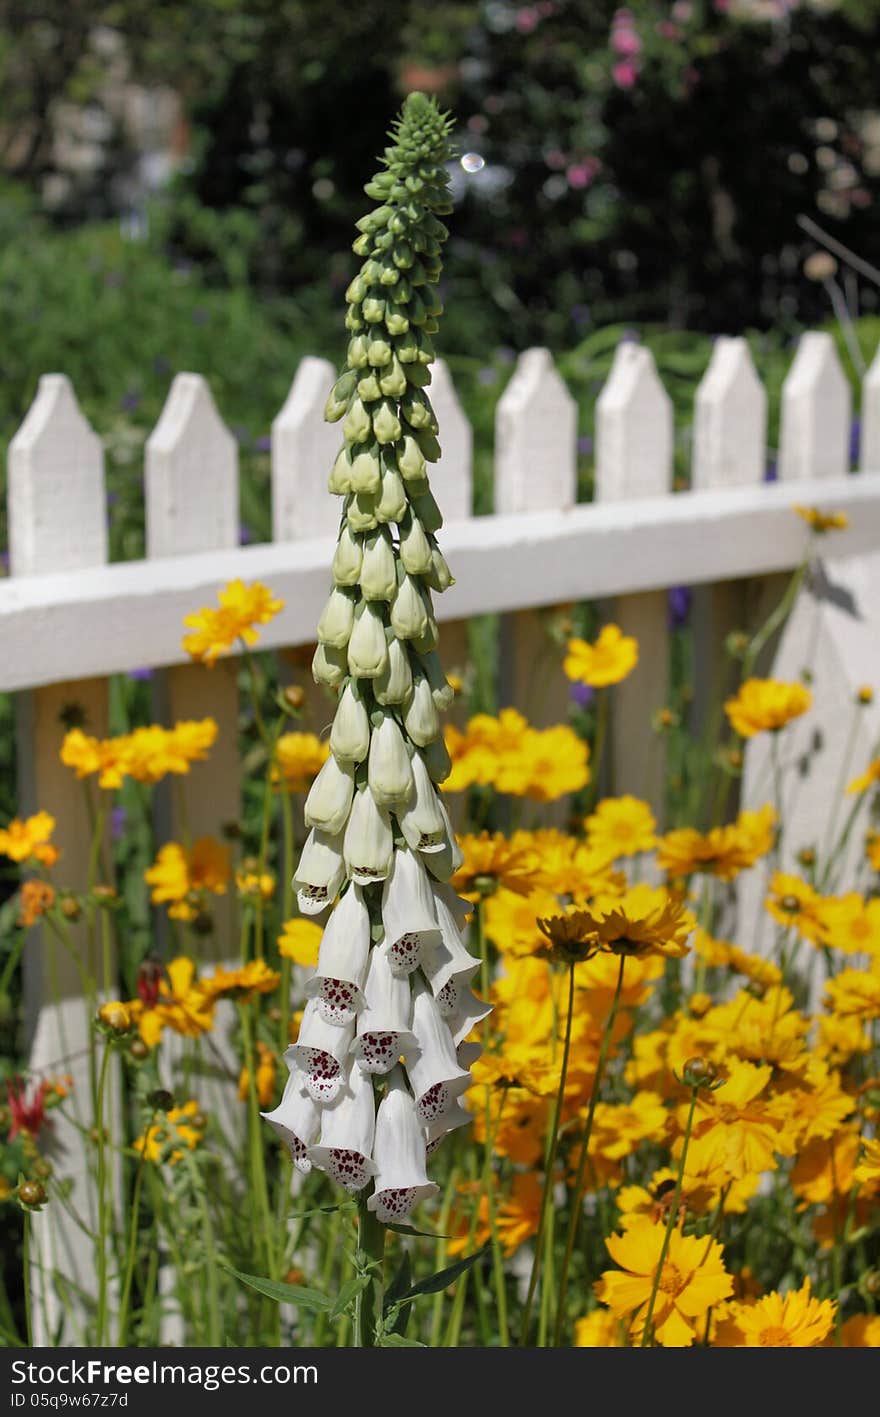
[253,762,275,961]
[818,787,872,893]
[444,1172,482,1348]
[22,1212,33,1347]
[0,927,28,997]
[640,1085,699,1347]
[354,1190,385,1347]
[474,899,509,1347]
[769,731,785,863]
[552,952,626,1347]
[429,1161,461,1346]
[278,786,295,1054]
[181,1150,223,1346]
[821,703,862,863]
[741,560,808,682]
[94,1041,113,1346]
[520,960,576,1346]
[116,1113,155,1346]
[312,1207,343,1346]
[584,688,609,813]
[239,1003,275,1280]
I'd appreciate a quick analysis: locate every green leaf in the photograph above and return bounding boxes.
[383,1251,412,1314]
[221,1263,331,1312]
[383,1221,450,1239]
[329,1273,369,1322]
[397,1243,490,1301]
[381,1332,426,1347]
[288,1201,355,1223]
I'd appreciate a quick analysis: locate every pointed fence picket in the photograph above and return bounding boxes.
[5,329,880,1340]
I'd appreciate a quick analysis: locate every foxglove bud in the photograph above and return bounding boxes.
[309,1061,377,1192]
[343,785,394,884]
[317,587,356,649]
[399,512,433,576]
[305,884,371,1025]
[423,731,452,785]
[359,528,397,601]
[402,673,441,746]
[374,637,413,706]
[349,445,382,495]
[329,681,370,763]
[287,1002,355,1103]
[325,371,357,422]
[367,1067,439,1223]
[372,400,402,445]
[424,544,454,594]
[381,846,442,976]
[375,462,408,523]
[378,358,407,399]
[343,397,372,445]
[406,975,470,1124]
[397,435,426,482]
[398,750,447,853]
[346,492,379,533]
[419,651,455,712]
[261,1068,320,1172]
[391,573,429,641]
[368,712,414,809]
[347,602,389,679]
[312,641,348,689]
[293,828,345,915]
[351,940,418,1073]
[303,753,356,836]
[332,525,363,586]
[328,446,354,495]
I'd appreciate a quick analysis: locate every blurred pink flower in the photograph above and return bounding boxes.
[612,60,640,89]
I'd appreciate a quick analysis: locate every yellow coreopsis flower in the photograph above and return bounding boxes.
[854,1136,880,1190]
[717,1278,835,1347]
[794,505,849,533]
[0,811,59,868]
[823,964,880,1021]
[816,893,880,956]
[848,757,880,796]
[513,725,590,801]
[451,832,545,901]
[493,1172,544,1255]
[238,1041,277,1107]
[790,1129,860,1208]
[596,1217,733,1347]
[573,1309,625,1347]
[701,986,809,1071]
[590,1091,669,1163]
[277,917,324,966]
[684,1060,792,1180]
[563,624,638,688]
[182,579,284,666]
[836,1314,880,1347]
[126,957,217,1048]
[724,677,812,738]
[585,796,656,858]
[202,958,280,1003]
[235,866,276,901]
[133,1100,206,1165]
[764,872,825,942]
[591,883,695,960]
[271,732,330,792]
[60,729,129,790]
[656,805,776,882]
[124,719,218,783]
[483,886,559,959]
[144,837,231,922]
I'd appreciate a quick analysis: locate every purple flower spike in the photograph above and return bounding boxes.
[668,585,692,629]
[570,682,595,709]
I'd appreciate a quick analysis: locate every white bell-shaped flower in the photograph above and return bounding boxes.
[312,641,348,690]
[351,940,418,1073]
[402,673,440,747]
[390,572,428,641]
[405,975,471,1126]
[317,586,356,649]
[398,750,446,853]
[309,1061,378,1193]
[287,1003,355,1104]
[367,713,413,809]
[381,846,442,976]
[347,601,389,679]
[304,883,371,1025]
[343,785,394,884]
[423,731,452,785]
[303,753,355,836]
[359,529,397,601]
[425,1099,472,1156]
[373,637,413,706]
[421,886,480,1015]
[261,1067,320,1172]
[457,1041,482,1069]
[366,1067,439,1223]
[419,650,456,712]
[329,681,371,763]
[331,525,363,586]
[421,796,464,882]
[293,828,346,915]
[444,985,492,1048]
[432,881,473,932]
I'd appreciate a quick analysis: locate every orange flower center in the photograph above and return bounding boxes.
[658,1261,686,1296]
[759,1325,792,1346]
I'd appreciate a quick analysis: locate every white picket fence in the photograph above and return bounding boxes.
[4,328,880,1341]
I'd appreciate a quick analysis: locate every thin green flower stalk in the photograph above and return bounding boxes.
[264,93,489,1345]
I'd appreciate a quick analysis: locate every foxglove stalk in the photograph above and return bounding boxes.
[273,93,489,1240]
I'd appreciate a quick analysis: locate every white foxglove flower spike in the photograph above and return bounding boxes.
[309,1061,378,1193]
[351,940,418,1073]
[397,749,447,854]
[304,883,371,1025]
[261,1067,321,1173]
[367,1066,439,1224]
[287,1003,355,1104]
[359,528,398,601]
[317,586,356,649]
[329,681,371,763]
[402,673,441,747]
[425,1099,472,1156]
[381,846,442,976]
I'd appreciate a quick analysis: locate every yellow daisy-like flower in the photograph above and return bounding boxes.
[202,959,281,1003]
[724,677,812,738]
[719,1278,835,1347]
[235,867,276,901]
[124,719,218,783]
[573,1309,625,1347]
[816,892,880,956]
[591,884,695,960]
[836,1314,880,1347]
[60,729,131,790]
[764,872,825,942]
[824,964,880,1021]
[238,1041,277,1107]
[182,579,284,666]
[684,1060,791,1180]
[126,957,217,1049]
[144,837,231,923]
[451,831,545,901]
[277,917,324,966]
[133,1100,206,1165]
[854,1135,880,1190]
[847,757,880,796]
[0,811,59,868]
[484,887,559,959]
[585,796,656,858]
[656,805,776,883]
[563,624,638,688]
[596,1217,733,1347]
[794,505,849,533]
[271,732,330,792]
